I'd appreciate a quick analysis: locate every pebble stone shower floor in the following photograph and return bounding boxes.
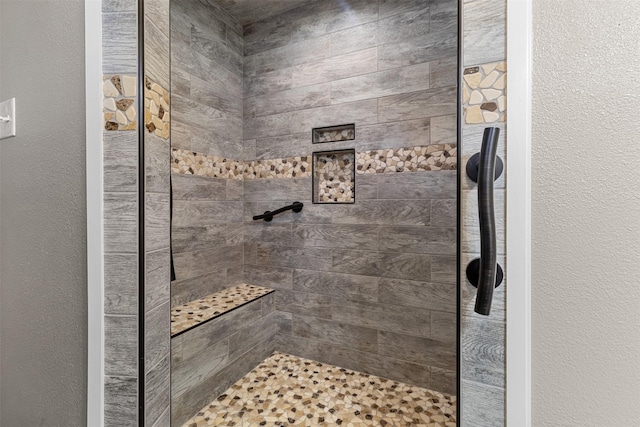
[182,352,456,427]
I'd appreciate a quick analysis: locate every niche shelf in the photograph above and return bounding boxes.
[312,123,355,144]
[312,149,356,204]
[170,283,274,337]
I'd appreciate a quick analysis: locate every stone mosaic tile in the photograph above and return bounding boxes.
[244,156,312,180]
[182,352,457,427]
[171,284,274,337]
[144,76,170,140]
[462,62,506,124]
[314,151,355,203]
[356,145,457,174]
[103,74,137,131]
[313,125,355,143]
[172,144,458,181]
[172,149,245,180]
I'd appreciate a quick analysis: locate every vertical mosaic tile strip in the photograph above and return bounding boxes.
[172,149,245,180]
[103,75,137,131]
[463,61,507,124]
[356,144,457,174]
[144,77,171,140]
[181,352,457,427]
[313,150,355,203]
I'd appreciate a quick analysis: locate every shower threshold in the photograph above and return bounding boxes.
[182,352,456,427]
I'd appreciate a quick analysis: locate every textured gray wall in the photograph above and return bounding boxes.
[532,0,640,425]
[0,0,87,425]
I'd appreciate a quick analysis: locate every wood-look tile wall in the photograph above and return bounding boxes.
[171,0,245,159]
[242,0,458,394]
[103,0,172,425]
[144,0,172,426]
[102,0,140,425]
[460,0,508,426]
[170,0,246,306]
[245,172,458,394]
[242,0,458,160]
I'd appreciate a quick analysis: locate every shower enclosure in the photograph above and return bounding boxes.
[99,0,508,425]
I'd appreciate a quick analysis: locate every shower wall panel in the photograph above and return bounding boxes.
[102,0,140,424]
[460,0,508,425]
[143,0,172,425]
[170,0,245,306]
[240,0,459,394]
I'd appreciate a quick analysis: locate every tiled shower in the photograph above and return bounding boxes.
[101,0,508,425]
[168,0,457,425]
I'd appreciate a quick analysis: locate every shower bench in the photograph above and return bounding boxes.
[169,283,277,425]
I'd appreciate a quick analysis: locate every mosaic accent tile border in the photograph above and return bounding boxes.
[144,77,170,140]
[182,351,457,427]
[244,156,312,180]
[463,61,506,124]
[171,284,274,336]
[103,75,137,131]
[172,149,245,180]
[172,144,458,180]
[356,144,457,174]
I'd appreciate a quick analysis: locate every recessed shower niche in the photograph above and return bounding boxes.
[312,123,355,143]
[312,149,356,203]
[162,0,459,424]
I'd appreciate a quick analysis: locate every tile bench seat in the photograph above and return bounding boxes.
[170,283,274,337]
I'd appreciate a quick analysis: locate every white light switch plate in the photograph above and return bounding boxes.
[0,98,16,140]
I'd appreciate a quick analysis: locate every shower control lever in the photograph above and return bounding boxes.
[466,127,504,316]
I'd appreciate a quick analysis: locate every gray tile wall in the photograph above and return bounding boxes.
[170,0,245,308]
[170,294,277,426]
[242,0,458,395]
[242,0,458,160]
[103,0,140,425]
[144,1,172,426]
[245,172,457,394]
[170,174,245,306]
[460,0,507,425]
[171,0,245,158]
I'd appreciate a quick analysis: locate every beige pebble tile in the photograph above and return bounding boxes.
[483,110,500,123]
[122,75,136,97]
[466,105,484,124]
[469,90,484,105]
[463,72,482,89]
[482,88,501,101]
[125,106,136,121]
[498,95,506,112]
[103,97,117,111]
[115,110,128,125]
[479,70,500,88]
[180,352,456,427]
[103,79,120,97]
